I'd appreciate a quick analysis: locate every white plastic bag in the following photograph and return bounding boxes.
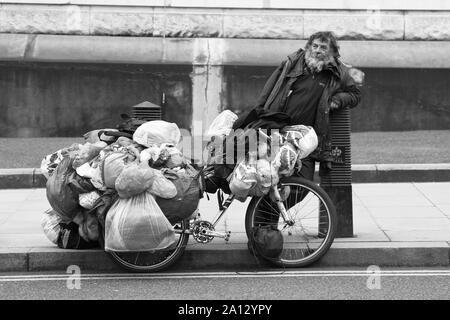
[148,170,178,199]
[41,209,62,244]
[115,162,157,199]
[105,191,176,252]
[133,120,181,147]
[72,142,107,169]
[79,191,101,209]
[205,110,238,137]
[229,159,258,200]
[283,125,318,160]
[40,144,81,179]
[248,159,279,197]
[103,152,129,188]
[297,127,318,159]
[76,160,106,190]
[255,159,279,188]
[164,146,185,168]
[272,142,298,177]
[76,162,96,179]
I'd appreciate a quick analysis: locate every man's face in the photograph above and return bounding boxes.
[309,38,331,60]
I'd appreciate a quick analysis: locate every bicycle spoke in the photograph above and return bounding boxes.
[262,198,280,215]
[296,193,315,216]
[294,205,319,221]
[256,208,281,218]
[134,253,140,265]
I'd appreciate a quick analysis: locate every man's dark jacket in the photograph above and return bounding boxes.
[233,48,362,173]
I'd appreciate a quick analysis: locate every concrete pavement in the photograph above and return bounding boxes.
[0,182,449,272]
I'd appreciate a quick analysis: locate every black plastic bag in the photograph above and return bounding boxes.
[116,114,147,135]
[251,225,284,259]
[155,168,202,224]
[46,156,96,221]
[86,189,119,229]
[57,221,99,249]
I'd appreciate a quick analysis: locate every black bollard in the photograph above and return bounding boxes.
[320,106,354,238]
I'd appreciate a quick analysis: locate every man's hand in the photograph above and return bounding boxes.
[330,100,340,110]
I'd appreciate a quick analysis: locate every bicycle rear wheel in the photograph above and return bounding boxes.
[100,219,190,273]
[245,176,337,268]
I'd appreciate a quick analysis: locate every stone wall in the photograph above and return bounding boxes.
[1,3,449,136]
[0,62,192,137]
[223,66,450,132]
[1,61,449,137]
[0,4,450,40]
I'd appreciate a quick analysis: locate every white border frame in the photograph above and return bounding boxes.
[0,0,449,10]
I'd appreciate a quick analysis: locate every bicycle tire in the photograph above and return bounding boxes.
[245,176,337,268]
[99,219,190,273]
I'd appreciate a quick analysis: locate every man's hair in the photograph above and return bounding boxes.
[305,31,340,58]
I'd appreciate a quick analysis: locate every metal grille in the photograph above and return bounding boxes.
[320,107,352,186]
[131,101,162,121]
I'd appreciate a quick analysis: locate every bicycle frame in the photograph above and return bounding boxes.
[174,184,293,241]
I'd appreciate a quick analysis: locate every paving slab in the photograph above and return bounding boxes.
[0,183,449,271]
[367,206,446,219]
[374,217,450,232]
[436,205,450,218]
[356,195,433,207]
[352,183,422,196]
[385,230,450,242]
[413,182,450,205]
[0,234,49,248]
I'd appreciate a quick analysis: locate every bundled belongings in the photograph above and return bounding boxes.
[248,159,280,197]
[41,209,63,244]
[205,110,238,138]
[79,191,101,210]
[40,143,81,179]
[155,165,202,224]
[133,120,181,147]
[57,221,99,249]
[73,210,100,242]
[272,142,298,177]
[104,191,176,252]
[72,142,107,169]
[250,225,284,259]
[228,157,258,201]
[116,113,147,135]
[115,160,177,199]
[83,128,120,144]
[42,207,100,249]
[229,154,280,202]
[46,155,97,222]
[204,111,319,201]
[280,125,318,160]
[42,118,202,252]
[103,152,129,188]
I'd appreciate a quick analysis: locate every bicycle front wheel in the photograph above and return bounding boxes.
[245,176,337,268]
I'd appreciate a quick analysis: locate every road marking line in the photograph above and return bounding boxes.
[2,269,450,278]
[0,270,450,282]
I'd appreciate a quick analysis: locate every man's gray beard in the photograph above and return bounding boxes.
[305,49,335,73]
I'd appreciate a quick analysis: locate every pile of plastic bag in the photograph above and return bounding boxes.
[205,111,319,202]
[41,120,201,252]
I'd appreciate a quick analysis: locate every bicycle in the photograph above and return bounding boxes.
[99,173,337,272]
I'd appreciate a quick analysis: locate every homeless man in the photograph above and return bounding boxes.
[232,31,363,181]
